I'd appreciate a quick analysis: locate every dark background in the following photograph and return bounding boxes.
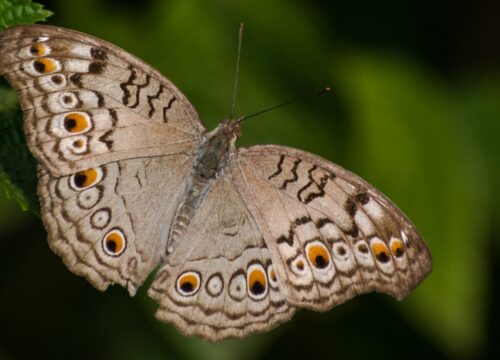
[1,0,499,359]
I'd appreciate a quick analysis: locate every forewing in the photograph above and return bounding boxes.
[39,154,191,295]
[0,24,204,176]
[149,172,295,341]
[232,145,432,310]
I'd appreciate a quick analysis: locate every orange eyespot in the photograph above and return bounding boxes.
[390,239,405,258]
[176,272,201,296]
[33,58,57,74]
[72,168,100,189]
[270,269,277,282]
[306,242,330,269]
[102,229,126,256]
[30,43,49,56]
[247,264,267,299]
[64,112,91,133]
[371,241,390,263]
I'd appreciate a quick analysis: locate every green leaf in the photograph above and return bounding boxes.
[0,0,52,31]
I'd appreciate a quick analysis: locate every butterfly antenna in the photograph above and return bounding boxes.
[240,86,331,122]
[230,22,244,119]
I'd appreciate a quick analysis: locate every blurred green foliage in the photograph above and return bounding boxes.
[1,0,499,359]
[0,0,51,30]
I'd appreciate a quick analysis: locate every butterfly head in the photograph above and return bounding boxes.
[209,116,244,146]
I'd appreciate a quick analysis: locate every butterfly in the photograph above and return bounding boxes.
[0,24,432,341]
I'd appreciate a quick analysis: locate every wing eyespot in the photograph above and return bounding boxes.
[29,43,50,57]
[305,241,331,270]
[205,273,224,297]
[63,112,92,134]
[289,255,308,276]
[176,271,201,296]
[228,271,246,301]
[267,264,279,289]
[390,238,405,258]
[247,263,268,300]
[371,240,391,263]
[70,167,103,190]
[102,228,127,257]
[33,58,59,74]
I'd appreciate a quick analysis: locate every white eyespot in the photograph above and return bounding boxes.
[90,208,111,229]
[205,273,224,297]
[77,186,103,209]
[332,241,356,272]
[332,241,350,260]
[228,271,246,301]
[58,91,78,108]
[353,240,375,267]
[59,135,88,155]
[247,263,268,300]
[176,271,201,297]
[102,228,127,257]
[38,74,66,91]
[289,255,308,276]
[267,264,279,289]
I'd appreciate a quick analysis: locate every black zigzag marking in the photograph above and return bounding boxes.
[108,109,118,126]
[162,96,177,123]
[276,216,312,246]
[98,130,113,149]
[279,158,301,190]
[268,155,285,180]
[297,165,336,204]
[129,74,150,109]
[119,66,151,108]
[147,84,164,118]
[120,65,136,105]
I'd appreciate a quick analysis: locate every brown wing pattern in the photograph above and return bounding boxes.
[232,145,432,310]
[0,24,204,175]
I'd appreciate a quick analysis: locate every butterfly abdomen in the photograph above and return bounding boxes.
[166,119,241,254]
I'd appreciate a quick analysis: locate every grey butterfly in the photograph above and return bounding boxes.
[0,24,432,341]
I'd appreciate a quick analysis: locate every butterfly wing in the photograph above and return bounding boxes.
[149,172,295,341]
[231,145,432,310]
[0,24,204,176]
[38,154,192,295]
[0,25,205,294]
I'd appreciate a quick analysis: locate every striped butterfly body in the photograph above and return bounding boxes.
[0,25,432,341]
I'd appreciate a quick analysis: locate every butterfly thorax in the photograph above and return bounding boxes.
[166,118,242,255]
